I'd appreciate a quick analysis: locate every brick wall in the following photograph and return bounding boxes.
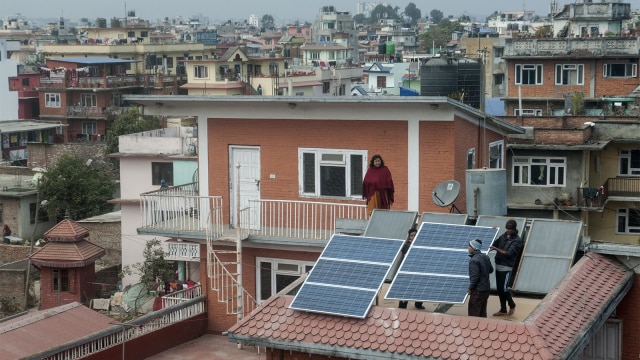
[40,264,96,309]
[617,273,640,360]
[0,268,26,309]
[27,142,107,170]
[79,221,121,269]
[0,244,32,265]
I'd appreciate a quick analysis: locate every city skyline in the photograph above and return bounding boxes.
[4,0,552,25]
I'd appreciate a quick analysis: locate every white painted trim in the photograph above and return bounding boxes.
[407,119,420,211]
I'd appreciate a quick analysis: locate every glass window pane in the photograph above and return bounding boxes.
[350,154,363,196]
[276,274,299,293]
[277,263,298,272]
[260,262,272,301]
[303,153,315,193]
[320,165,345,196]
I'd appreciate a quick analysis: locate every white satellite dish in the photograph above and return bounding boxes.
[432,180,462,213]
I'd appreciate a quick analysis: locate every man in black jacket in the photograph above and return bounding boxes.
[467,239,493,317]
[489,219,524,316]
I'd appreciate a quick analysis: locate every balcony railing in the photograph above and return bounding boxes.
[164,240,200,261]
[161,284,202,308]
[240,199,368,241]
[578,177,640,207]
[139,182,223,238]
[36,296,205,360]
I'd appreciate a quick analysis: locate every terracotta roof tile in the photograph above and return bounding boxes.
[30,240,105,267]
[44,219,90,242]
[228,253,633,360]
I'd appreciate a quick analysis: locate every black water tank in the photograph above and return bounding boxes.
[378,43,386,55]
[420,57,458,98]
[457,58,482,109]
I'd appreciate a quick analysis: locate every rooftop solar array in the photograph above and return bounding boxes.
[289,234,404,318]
[386,222,499,304]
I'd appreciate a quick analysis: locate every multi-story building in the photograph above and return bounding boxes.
[312,6,359,64]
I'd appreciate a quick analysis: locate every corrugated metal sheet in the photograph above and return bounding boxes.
[421,212,468,225]
[475,216,527,291]
[513,219,583,294]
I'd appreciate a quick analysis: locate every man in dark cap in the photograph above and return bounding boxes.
[467,239,493,317]
[489,219,524,316]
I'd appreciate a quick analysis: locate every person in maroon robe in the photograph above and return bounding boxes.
[362,154,394,215]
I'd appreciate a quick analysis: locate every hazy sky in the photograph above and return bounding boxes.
[5,0,551,24]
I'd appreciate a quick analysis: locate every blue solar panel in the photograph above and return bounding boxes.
[413,222,498,249]
[399,248,469,276]
[290,234,405,318]
[387,273,469,303]
[309,260,389,289]
[321,235,401,263]
[385,223,499,304]
[290,283,376,318]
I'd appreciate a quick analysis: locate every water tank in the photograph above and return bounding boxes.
[386,42,395,55]
[457,58,482,109]
[420,57,458,97]
[465,169,507,218]
[96,17,107,28]
[378,43,386,55]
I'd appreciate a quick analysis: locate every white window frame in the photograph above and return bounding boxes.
[618,149,640,176]
[617,208,640,234]
[515,64,543,85]
[513,109,543,116]
[467,148,476,169]
[256,258,314,303]
[193,65,208,79]
[555,64,584,85]
[581,319,621,359]
[489,140,504,169]
[45,93,61,108]
[82,121,97,135]
[512,156,566,186]
[80,93,97,107]
[603,63,637,78]
[298,148,367,199]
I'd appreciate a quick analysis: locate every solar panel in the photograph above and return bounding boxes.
[290,234,404,318]
[386,222,499,304]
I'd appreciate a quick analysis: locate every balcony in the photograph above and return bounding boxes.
[578,177,640,208]
[139,184,368,243]
[39,74,142,89]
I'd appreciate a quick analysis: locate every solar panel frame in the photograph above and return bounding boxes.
[289,234,405,318]
[386,222,499,304]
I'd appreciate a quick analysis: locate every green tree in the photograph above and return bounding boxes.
[105,108,161,169]
[404,3,422,25]
[419,19,464,53]
[38,155,116,220]
[430,9,444,24]
[371,4,400,23]
[261,14,275,31]
[353,13,367,25]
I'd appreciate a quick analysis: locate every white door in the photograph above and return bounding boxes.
[230,146,261,229]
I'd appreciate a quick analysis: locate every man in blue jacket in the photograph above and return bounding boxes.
[467,238,493,317]
[489,219,524,316]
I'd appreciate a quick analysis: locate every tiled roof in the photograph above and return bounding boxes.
[0,302,115,359]
[228,253,632,360]
[44,219,90,242]
[30,240,105,267]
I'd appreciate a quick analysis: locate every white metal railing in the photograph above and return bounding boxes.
[164,241,200,261]
[206,246,257,317]
[139,182,223,238]
[161,284,202,308]
[243,199,368,241]
[36,297,205,360]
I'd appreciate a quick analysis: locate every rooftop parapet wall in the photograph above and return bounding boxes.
[504,37,640,57]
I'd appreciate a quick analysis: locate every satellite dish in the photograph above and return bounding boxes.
[432,180,462,213]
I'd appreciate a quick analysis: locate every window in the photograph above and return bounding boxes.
[82,121,97,134]
[152,162,173,186]
[193,65,208,78]
[376,76,387,88]
[582,320,620,359]
[269,63,279,76]
[22,78,30,87]
[513,109,542,116]
[165,57,174,69]
[45,93,61,108]
[617,208,640,234]
[30,202,49,224]
[322,82,330,94]
[257,258,314,302]
[555,64,584,85]
[111,93,122,106]
[80,93,97,107]
[515,64,543,85]
[493,47,504,58]
[512,157,566,186]
[299,148,366,198]
[493,74,504,85]
[489,141,503,168]
[310,52,320,60]
[467,148,475,169]
[140,31,149,37]
[603,63,637,78]
[53,269,69,291]
[618,149,640,175]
